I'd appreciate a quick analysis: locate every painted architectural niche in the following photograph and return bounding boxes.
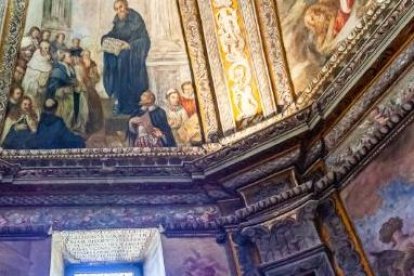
[1,0,203,150]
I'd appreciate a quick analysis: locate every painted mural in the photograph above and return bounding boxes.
[341,121,414,275]
[162,237,233,276]
[277,0,373,92]
[2,0,202,149]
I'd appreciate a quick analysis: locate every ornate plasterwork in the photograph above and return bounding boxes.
[0,205,221,231]
[253,0,295,108]
[260,248,335,276]
[296,0,398,105]
[241,203,321,264]
[0,1,27,126]
[230,232,260,276]
[0,192,212,207]
[197,0,236,133]
[324,37,414,151]
[209,0,266,129]
[238,0,275,117]
[194,108,310,172]
[318,199,369,275]
[0,146,205,159]
[326,62,414,171]
[50,229,165,276]
[0,1,7,38]
[315,0,414,119]
[220,148,301,190]
[178,0,219,142]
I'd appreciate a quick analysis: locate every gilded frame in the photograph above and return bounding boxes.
[0,0,220,159]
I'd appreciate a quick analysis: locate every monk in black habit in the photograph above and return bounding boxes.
[30,99,85,149]
[127,91,176,148]
[102,0,151,115]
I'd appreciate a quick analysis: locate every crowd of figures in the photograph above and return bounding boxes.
[2,24,201,149]
[2,26,100,149]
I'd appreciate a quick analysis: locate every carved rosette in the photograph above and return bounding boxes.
[177,0,220,142]
[253,0,295,109]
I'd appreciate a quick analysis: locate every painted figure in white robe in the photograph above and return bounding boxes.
[20,26,41,62]
[230,64,259,123]
[22,40,52,114]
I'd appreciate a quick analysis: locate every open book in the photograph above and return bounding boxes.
[102,38,128,56]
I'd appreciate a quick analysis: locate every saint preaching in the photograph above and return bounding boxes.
[102,0,151,115]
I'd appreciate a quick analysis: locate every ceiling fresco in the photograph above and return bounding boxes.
[0,0,404,157]
[0,2,413,275]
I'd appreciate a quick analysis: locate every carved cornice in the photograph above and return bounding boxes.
[0,192,213,207]
[326,65,414,173]
[0,205,221,232]
[178,0,220,141]
[324,40,414,151]
[253,0,295,107]
[220,148,301,190]
[315,1,414,118]
[297,0,409,104]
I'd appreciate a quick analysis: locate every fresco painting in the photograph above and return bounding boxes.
[277,0,373,92]
[162,237,233,276]
[2,0,202,149]
[341,121,414,275]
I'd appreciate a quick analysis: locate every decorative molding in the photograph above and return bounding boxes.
[326,63,414,171]
[240,201,320,264]
[313,0,414,114]
[231,231,260,276]
[0,158,19,183]
[297,0,401,104]
[197,0,236,133]
[0,0,28,126]
[220,148,301,190]
[178,0,220,142]
[253,0,295,108]
[318,199,367,275]
[218,173,336,225]
[324,38,414,149]
[259,247,335,276]
[0,192,212,207]
[0,205,221,231]
[239,0,276,117]
[195,108,310,171]
[0,146,206,159]
[238,168,297,206]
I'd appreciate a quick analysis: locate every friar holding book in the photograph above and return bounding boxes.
[101,0,151,115]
